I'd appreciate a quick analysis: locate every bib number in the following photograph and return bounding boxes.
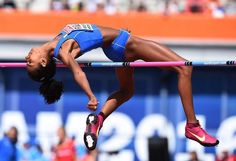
[63,24,94,34]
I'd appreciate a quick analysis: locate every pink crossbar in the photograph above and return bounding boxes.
[0,61,235,68]
[129,61,185,67]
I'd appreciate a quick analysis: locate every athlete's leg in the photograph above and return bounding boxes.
[125,36,196,123]
[124,36,219,146]
[101,67,134,117]
[84,67,134,150]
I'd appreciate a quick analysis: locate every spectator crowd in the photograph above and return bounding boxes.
[1,126,236,161]
[0,126,97,161]
[0,0,236,16]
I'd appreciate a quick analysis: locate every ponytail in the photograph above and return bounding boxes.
[39,78,64,104]
[27,57,64,104]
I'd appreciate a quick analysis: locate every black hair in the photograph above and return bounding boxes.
[27,57,64,104]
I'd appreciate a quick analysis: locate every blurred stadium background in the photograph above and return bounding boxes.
[0,0,236,161]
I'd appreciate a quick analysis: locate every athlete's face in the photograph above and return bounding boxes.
[25,48,47,72]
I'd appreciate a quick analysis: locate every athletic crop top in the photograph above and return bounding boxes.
[53,24,103,58]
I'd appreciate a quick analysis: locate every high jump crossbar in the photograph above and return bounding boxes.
[0,61,236,68]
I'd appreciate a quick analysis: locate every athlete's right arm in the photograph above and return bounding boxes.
[60,49,98,111]
[68,56,98,111]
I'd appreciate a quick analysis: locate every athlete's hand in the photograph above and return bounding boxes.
[87,96,99,111]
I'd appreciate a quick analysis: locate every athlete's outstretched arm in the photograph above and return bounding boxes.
[66,55,98,110]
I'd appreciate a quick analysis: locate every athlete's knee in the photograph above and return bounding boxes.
[178,66,193,77]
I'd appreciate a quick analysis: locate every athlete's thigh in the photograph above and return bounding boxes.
[115,67,134,90]
[127,37,186,72]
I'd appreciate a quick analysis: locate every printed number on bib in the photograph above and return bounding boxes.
[63,24,94,34]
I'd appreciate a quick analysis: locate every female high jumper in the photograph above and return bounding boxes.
[25,24,219,150]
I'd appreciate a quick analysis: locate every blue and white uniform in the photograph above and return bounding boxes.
[54,24,130,62]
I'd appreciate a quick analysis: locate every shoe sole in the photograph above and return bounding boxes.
[186,134,220,147]
[199,140,219,147]
[84,114,98,151]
